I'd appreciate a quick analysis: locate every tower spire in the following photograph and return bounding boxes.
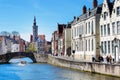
[34,16,36,25]
[33,16,38,42]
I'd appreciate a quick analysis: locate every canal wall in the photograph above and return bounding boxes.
[34,53,48,63]
[47,55,120,77]
[1,53,120,77]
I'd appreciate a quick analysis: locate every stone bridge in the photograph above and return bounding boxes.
[0,52,37,63]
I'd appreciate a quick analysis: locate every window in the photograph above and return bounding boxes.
[107,24,110,35]
[86,23,87,34]
[76,28,78,37]
[92,39,94,51]
[86,40,87,51]
[82,40,83,51]
[104,25,106,36]
[91,21,94,34]
[75,28,77,37]
[101,25,103,36]
[102,14,103,18]
[112,22,115,35]
[89,22,90,34]
[101,42,104,54]
[104,41,107,54]
[104,12,107,20]
[119,40,120,50]
[113,9,115,13]
[73,29,74,38]
[89,39,90,51]
[79,26,81,35]
[117,21,120,34]
[108,41,110,53]
[104,4,106,7]
[117,6,120,16]
[74,28,75,37]
[77,41,79,51]
[112,41,114,54]
[78,27,79,36]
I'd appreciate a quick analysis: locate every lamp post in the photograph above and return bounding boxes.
[72,50,75,60]
[113,38,119,63]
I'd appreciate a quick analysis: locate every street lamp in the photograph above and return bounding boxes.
[72,50,75,60]
[113,38,119,63]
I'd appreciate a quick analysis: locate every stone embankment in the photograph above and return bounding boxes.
[47,55,120,77]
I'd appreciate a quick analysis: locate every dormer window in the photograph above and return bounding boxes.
[77,17,79,21]
[113,9,115,13]
[101,14,103,18]
[117,6,120,16]
[104,12,107,20]
[104,4,106,7]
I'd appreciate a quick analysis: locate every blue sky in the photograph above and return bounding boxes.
[0,0,105,41]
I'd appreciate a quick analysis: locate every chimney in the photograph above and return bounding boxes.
[83,5,87,14]
[106,0,110,3]
[93,0,98,8]
[74,16,76,19]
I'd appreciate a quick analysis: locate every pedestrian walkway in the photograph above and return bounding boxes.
[51,55,120,65]
[53,55,92,63]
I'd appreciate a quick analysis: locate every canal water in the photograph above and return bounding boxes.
[0,59,120,80]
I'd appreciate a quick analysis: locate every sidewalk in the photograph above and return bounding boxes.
[51,55,120,65]
[53,55,92,63]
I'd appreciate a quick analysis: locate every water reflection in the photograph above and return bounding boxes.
[0,60,120,80]
[9,57,33,63]
[56,68,120,80]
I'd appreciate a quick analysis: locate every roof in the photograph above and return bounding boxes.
[58,24,66,34]
[38,35,46,41]
[5,36,19,44]
[72,3,103,24]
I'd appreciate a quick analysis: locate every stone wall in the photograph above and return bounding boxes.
[34,53,48,63]
[2,53,119,77]
[47,55,120,77]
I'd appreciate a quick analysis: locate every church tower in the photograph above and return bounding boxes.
[33,16,38,42]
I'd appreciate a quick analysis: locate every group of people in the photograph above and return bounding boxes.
[92,55,114,63]
[106,55,113,63]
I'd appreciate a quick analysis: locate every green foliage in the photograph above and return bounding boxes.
[25,43,37,53]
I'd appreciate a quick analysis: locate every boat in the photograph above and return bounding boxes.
[18,61,26,66]
[21,61,26,64]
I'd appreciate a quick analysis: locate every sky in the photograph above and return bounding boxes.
[0,0,106,42]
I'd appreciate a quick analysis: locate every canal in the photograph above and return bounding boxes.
[0,58,120,80]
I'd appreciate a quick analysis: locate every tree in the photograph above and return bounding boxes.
[12,31,20,36]
[0,31,10,36]
[25,43,37,53]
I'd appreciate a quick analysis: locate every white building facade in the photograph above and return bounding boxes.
[71,0,102,61]
[0,36,20,54]
[11,42,19,52]
[100,0,120,62]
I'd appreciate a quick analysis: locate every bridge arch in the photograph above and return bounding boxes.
[5,52,36,63]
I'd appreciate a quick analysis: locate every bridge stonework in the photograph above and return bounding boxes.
[0,52,37,63]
